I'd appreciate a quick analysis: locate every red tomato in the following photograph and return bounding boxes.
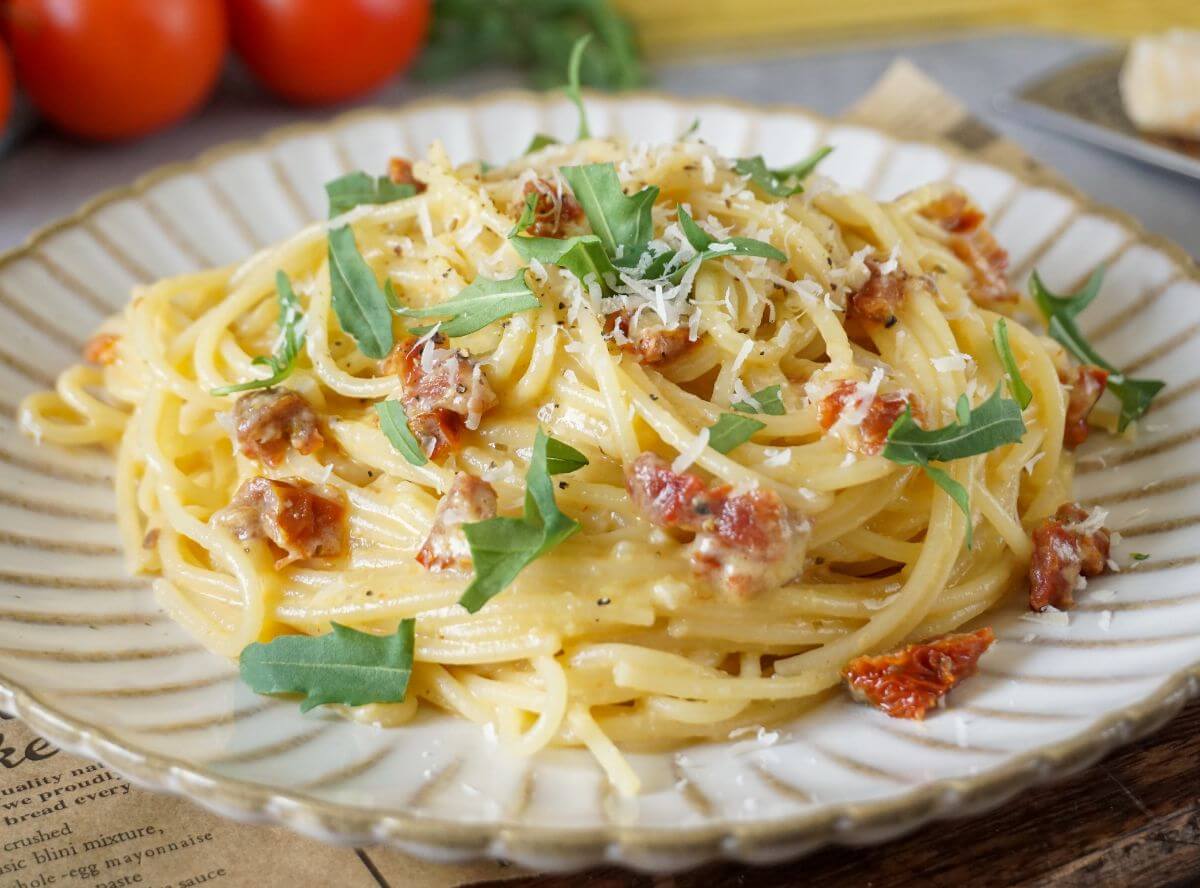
[0,42,12,135]
[228,0,429,105]
[7,0,227,141]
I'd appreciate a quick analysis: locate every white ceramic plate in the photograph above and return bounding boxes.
[2,92,1199,874]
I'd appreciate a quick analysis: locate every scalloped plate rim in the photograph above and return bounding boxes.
[1,88,1198,872]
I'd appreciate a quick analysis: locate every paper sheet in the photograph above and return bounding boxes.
[1,59,1062,888]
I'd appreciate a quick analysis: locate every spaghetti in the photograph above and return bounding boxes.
[21,130,1107,796]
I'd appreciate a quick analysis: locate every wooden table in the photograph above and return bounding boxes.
[472,701,1200,887]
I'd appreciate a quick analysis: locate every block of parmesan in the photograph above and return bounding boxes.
[1120,30,1200,139]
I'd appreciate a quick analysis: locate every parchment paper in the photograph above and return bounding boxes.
[1,59,1069,888]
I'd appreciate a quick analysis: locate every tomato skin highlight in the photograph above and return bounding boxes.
[7,0,228,141]
[0,42,12,135]
[227,0,430,105]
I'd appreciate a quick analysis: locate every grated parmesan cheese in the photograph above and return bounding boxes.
[1020,605,1070,627]
[878,244,901,275]
[763,447,792,467]
[931,351,973,373]
[672,428,710,473]
[731,377,760,411]
[730,340,754,379]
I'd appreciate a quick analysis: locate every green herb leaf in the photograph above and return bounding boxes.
[324,172,416,218]
[375,401,429,466]
[923,464,974,547]
[561,163,659,258]
[992,318,1033,409]
[212,271,305,396]
[328,225,395,359]
[885,386,1026,465]
[883,386,1026,548]
[671,206,785,283]
[732,384,785,416]
[510,191,540,237]
[544,437,589,474]
[239,620,416,713]
[1131,552,1151,561]
[734,146,833,198]
[394,270,539,338]
[679,117,700,140]
[707,414,766,453]
[510,232,615,288]
[459,429,587,613]
[1030,269,1165,432]
[414,2,644,91]
[564,34,592,139]
[524,133,559,154]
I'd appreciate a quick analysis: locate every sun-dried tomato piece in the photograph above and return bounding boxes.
[1062,365,1109,449]
[625,452,715,531]
[816,380,910,454]
[605,310,695,365]
[842,627,995,719]
[388,156,426,193]
[1029,503,1111,611]
[920,188,1017,305]
[950,232,1017,305]
[380,335,497,458]
[520,177,584,238]
[216,477,347,568]
[625,453,809,598]
[918,190,987,235]
[83,332,121,366]
[846,261,906,327]
[232,388,324,467]
[416,474,498,571]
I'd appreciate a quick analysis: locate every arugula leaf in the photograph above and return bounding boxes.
[732,384,785,416]
[240,620,416,713]
[1030,269,1164,432]
[328,225,395,359]
[671,206,785,283]
[212,271,305,396]
[394,271,539,338]
[325,172,416,218]
[886,386,1026,464]
[561,163,659,258]
[564,34,592,139]
[459,429,587,613]
[510,191,540,237]
[524,133,559,154]
[992,319,1033,409]
[883,386,1026,547]
[545,436,589,474]
[510,232,615,288]
[734,146,833,198]
[375,401,428,466]
[707,414,766,453]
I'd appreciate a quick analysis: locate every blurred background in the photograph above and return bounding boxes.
[1,0,1198,253]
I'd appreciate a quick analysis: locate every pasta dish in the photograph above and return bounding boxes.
[20,44,1160,796]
